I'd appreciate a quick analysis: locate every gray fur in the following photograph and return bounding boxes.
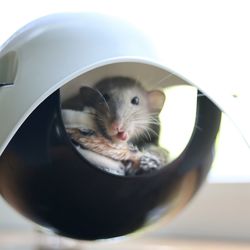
[62,76,165,145]
[90,77,165,145]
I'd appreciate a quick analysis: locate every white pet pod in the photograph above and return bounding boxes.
[0,13,225,240]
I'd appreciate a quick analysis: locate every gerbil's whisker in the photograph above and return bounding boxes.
[140,124,158,136]
[140,122,158,136]
[134,129,143,141]
[146,121,160,126]
[154,73,174,88]
[95,115,106,124]
[144,128,152,141]
[132,114,160,125]
[135,124,157,141]
[140,129,151,141]
[132,118,159,126]
[92,88,111,113]
[147,112,159,117]
[124,107,134,121]
[145,126,159,137]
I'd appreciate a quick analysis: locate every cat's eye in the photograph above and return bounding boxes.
[103,93,110,102]
[131,96,139,105]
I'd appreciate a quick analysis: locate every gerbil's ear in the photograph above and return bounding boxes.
[79,86,100,107]
[147,90,166,113]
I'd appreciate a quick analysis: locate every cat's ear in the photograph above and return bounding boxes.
[147,90,166,113]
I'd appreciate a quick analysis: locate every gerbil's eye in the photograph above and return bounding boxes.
[131,96,139,105]
[103,93,110,102]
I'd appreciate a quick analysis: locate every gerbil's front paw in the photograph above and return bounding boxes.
[124,152,162,176]
[138,152,162,174]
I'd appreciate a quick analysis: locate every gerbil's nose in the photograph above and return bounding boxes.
[111,121,124,132]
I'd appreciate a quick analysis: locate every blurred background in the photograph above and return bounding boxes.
[1,0,250,249]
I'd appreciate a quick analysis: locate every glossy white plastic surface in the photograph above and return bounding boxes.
[0,12,249,156]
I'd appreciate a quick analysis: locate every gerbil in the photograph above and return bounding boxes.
[61,77,167,175]
[79,77,166,146]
